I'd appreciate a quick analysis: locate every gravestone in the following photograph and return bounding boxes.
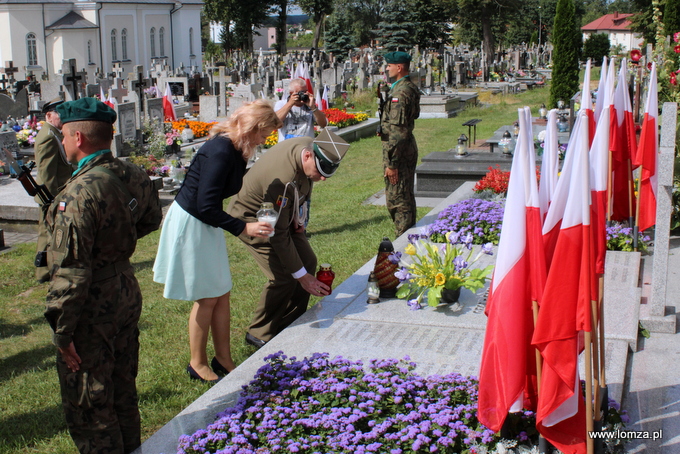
[0,130,21,160]
[232,84,254,101]
[61,59,86,101]
[108,78,128,104]
[643,102,678,333]
[115,102,138,155]
[0,88,29,119]
[227,96,246,115]
[199,95,219,123]
[146,97,164,124]
[111,62,124,79]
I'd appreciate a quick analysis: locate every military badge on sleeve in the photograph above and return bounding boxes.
[54,227,65,251]
[276,195,288,208]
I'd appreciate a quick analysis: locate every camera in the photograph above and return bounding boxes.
[296,91,309,103]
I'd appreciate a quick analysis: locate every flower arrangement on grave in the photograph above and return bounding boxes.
[170,119,215,139]
[324,108,368,128]
[392,231,494,308]
[165,128,182,146]
[429,198,505,245]
[263,129,278,148]
[275,87,284,99]
[15,119,42,147]
[128,153,169,177]
[473,165,510,195]
[176,352,536,454]
[606,222,652,253]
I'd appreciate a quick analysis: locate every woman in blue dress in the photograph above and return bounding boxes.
[153,100,282,382]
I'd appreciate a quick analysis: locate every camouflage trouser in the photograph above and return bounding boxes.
[385,149,418,238]
[56,310,141,454]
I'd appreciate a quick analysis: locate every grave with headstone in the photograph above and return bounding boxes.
[113,101,138,157]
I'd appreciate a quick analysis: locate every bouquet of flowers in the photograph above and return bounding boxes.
[474,165,510,194]
[393,232,494,307]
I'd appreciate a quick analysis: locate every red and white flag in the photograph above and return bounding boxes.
[589,61,614,276]
[294,62,314,94]
[633,62,659,232]
[593,57,608,123]
[478,107,544,431]
[163,82,177,122]
[539,109,559,220]
[581,59,596,146]
[101,87,114,109]
[534,110,592,454]
[610,58,638,221]
[320,85,329,111]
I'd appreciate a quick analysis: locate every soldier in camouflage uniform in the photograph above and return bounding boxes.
[380,51,420,237]
[34,97,74,282]
[43,98,162,454]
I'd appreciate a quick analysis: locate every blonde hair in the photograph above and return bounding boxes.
[210,99,282,159]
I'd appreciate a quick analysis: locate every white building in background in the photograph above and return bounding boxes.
[0,0,202,81]
[581,12,643,51]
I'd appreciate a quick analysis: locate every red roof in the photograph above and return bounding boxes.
[581,12,635,31]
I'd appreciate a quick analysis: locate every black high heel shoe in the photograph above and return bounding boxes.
[211,357,230,376]
[186,364,220,383]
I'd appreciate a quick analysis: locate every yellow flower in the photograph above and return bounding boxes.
[404,244,416,255]
[434,273,446,286]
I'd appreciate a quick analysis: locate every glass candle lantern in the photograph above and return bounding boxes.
[456,134,468,156]
[498,130,513,155]
[316,264,335,291]
[366,272,380,304]
[256,202,277,237]
[539,103,548,120]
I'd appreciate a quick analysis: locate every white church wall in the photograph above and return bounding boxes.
[171,6,202,72]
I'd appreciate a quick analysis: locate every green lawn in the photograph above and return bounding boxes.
[0,86,551,454]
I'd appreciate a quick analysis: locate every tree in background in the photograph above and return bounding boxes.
[273,0,288,55]
[376,1,417,51]
[582,33,610,63]
[663,0,680,37]
[550,0,581,107]
[628,0,656,44]
[297,0,334,49]
[203,0,275,53]
[324,5,356,61]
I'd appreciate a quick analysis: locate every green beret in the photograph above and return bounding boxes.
[56,97,117,125]
[384,51,412,64]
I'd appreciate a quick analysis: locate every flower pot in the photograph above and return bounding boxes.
[440,287,461,305]
[165,142,181,156]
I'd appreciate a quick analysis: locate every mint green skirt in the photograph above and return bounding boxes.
[153,202,232,301]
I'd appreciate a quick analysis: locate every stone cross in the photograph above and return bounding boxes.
[130,66,149,115]
[1,61,19,83]
[108,78,128,104]
[62,59,86,100]
[112,62,124,79]
[0,75,8,91]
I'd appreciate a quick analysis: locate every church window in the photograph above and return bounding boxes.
[150,27,156,58]
[122,29,128,60]
[87,40,93,64]
[159,27,165,57]
[189,28,194,56]
[26,33,37,66]
[111,29,118,61]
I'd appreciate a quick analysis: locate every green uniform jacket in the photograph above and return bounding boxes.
[380,76,420,169]
[228,137,313,275]
[44,153,162,348]
[34,122,73,200]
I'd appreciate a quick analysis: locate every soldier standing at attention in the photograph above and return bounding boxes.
[43,98,162,454]
[380,51,420,237]
[34,97,74,283]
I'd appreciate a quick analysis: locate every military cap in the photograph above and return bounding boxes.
[56,97,117,124]
[41,96,64,114]
[312,128,350,177]
[384,51,412,64]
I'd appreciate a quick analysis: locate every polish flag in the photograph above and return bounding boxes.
[538,109,559,220]
[589,60,615,276]
[593,57,608,123]
[478,107,544,431]
[610,58,637,221]
[581,59,596,146]
[633,62,659,232]
[533,110,592,454]
[320,85,329,111]
[101,87,114,109]
[163,82,177,122]
[294,62,314,94]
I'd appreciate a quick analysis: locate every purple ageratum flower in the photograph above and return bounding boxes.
[388,251,402,264]
[407,299,421,311]
[407,233,420,244]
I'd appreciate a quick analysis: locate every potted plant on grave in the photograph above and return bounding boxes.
[392,232,494,309]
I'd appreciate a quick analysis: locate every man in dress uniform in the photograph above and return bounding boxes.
[44,98,162,454]
[380,51,420,237]
[34,96,74,282]
[228,129,349,348]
